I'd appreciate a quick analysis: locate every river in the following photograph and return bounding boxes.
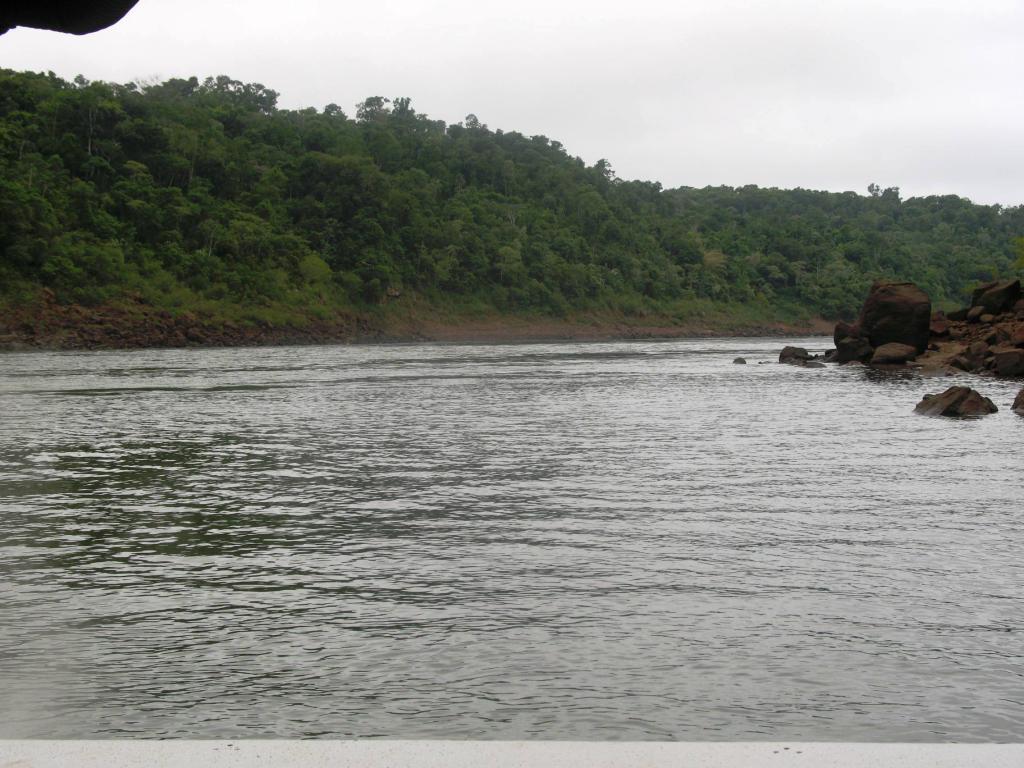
[1,337,1022,739]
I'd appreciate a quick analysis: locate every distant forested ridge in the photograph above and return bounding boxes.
[2,69,1022,327]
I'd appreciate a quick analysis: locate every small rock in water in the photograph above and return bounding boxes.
[733,357,747,364]
[914,386,998,417]
[779,346,811,365]
[1013,388,1024,415]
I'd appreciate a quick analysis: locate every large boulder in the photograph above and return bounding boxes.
[994,349,1024,377]
[857,281,931,353]
[971,279,1021,314]
[870,342,918,365]
[915,386,998,417]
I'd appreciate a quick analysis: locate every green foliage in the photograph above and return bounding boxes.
[1,68,1021,323]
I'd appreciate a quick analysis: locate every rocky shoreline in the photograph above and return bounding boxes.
[779,278,1024,417]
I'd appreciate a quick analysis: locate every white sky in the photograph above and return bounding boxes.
[2,0,1023,205]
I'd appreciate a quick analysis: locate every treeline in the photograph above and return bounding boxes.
[1,69,1021,321]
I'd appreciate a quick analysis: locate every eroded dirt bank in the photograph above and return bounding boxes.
[0,293,833,351]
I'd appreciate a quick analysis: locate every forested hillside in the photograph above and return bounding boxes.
[2,69,1022,332]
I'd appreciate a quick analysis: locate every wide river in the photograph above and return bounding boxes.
[1,337,1022,740]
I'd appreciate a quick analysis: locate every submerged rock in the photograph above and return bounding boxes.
[733,357,747,364]
[870,342,918,365]
[914,386,998,417]
[1013,388,1024,415]
[779,346,811,365]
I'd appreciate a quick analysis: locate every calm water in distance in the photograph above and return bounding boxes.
[1,337,1023,740]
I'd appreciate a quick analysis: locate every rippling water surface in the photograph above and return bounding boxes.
[2,338,1023,740]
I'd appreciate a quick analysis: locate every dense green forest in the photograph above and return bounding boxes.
[2,68,1022,329]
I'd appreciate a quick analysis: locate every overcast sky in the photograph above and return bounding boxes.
[2,0,1022,205]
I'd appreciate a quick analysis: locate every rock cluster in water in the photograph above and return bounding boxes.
[779,278,1024,418]
[831,281,931,363]
[938,279,1024,377]
[825,278,1024,378]
[778,346,826,367]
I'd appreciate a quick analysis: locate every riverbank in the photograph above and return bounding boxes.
[0,291,832,350]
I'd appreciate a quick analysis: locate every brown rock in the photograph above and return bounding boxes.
[968,341,990,357]
[994,349,1024,377]
[929,318,950,337]
[857,281,931,353]
[1011,326,1024,348]
[833,320,860,347]
[870,342,918,365]
[835,336,874,364]
[950,355,974,372]
[980,313,996,324]
[779,346,811,365]
[967,306,985,323]
[1013,388,1024,415]
[972,279,1021,314]
[947,307,969,321]
[915,386,998,417]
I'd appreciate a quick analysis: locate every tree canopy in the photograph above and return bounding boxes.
[1,69,1021,324]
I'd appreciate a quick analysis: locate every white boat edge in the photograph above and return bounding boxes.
[2,740,1024,768]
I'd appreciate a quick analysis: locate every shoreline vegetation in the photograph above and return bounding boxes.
[1,70,1021,351]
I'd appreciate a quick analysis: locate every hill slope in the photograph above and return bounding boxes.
[1,70,1022,345]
